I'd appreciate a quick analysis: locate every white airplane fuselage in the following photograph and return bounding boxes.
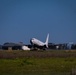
[31,38,45,46]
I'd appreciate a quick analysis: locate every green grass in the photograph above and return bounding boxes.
[0,57,76,75]
[0,50,76,75]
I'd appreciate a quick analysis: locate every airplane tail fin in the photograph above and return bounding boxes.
[45,33,49,48]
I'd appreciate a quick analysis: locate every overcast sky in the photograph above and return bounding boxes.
[0,0,76,44]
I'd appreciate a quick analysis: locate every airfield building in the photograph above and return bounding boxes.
[2,42,26,50]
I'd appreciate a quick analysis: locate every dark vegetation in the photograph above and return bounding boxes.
[0,50,76,75]
[0,50,76,59]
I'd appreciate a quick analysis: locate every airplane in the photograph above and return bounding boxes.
[30,33,49,50]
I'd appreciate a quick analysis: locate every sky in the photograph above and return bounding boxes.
[0,0,76,44]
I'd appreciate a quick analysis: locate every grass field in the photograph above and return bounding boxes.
[0,50,76,75]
